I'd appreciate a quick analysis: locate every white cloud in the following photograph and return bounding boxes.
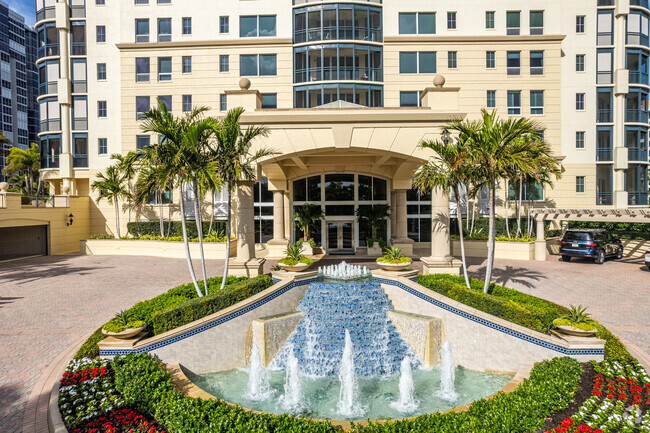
[5,0,36,26]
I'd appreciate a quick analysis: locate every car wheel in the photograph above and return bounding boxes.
[595,249,605,265]
[561,256,571,262]
[616,247,623,260]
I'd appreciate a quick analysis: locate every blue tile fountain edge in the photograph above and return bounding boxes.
[99,278,317,357]
[374,277,604,356]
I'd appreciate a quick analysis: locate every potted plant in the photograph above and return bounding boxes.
[102,310,147,339]
[356,205,390,256]
[376,246,412,271]
[553,305,598,337]
[366,238,386,257]
[293,204,324,255]
[278,243,314,272]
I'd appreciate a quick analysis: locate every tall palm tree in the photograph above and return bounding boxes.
[413,136,473,289]
[454,110,561,293]
[141,99,210,298]
[3,142,40,196]
[91,165,129,238]
[294,203,325,242]
[210,107,272,291]
[133,163,171,238]
[111,152,138,223]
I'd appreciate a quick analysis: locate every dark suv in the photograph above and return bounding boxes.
[559,229,623,264]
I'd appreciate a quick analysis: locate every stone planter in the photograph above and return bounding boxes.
[102,325,146,339]
[299,243,314,256]
[278,262,310,272]
[553,320,598,337]
[366,244,383,257]
[376,261,412,272]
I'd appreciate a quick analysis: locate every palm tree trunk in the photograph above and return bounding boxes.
[220,183,231,291]
[208,189,215,235]
[516,178,523,238]
[179,180,203,297]
[505,185,511,239]
[483,179,497,293]
[158,190,164,237]
[470,200,476,235]
[114,200,121,239]
[454,186,471,289]
[127,180,132,223]
[193,180,209,296]
[167,200,172,237]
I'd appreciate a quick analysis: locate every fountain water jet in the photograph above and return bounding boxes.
[245,343,274,401]
[337,330,364,418]
[437,341,458,401]
[280,347,304,413]
[390,356,418,413]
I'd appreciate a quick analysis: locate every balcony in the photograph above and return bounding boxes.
[597,148,613,161]
[626,109,649,123]
[70,4,86,18]
[597,109,612,123]
[631,0,649,8]
[37,44,59,59]
[41,155,59,169]
[628,147,649,161]
[597,192,613,205]
[629,71,649,84]
[73,154,88,168]
[71,42,86,56]
[40,119,61,133]
[72,117,88,131]
[38,81,58,96]
[296,66,383,83]
[627,32,650,46]
[72,80,87,93]
[628,191,648,206]
[36,7,55,22]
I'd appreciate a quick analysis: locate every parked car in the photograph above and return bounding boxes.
[645,248,650,270]
[559,229,623,265]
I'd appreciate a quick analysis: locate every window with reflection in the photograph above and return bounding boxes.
[325,174,354,201]
[254,177,274,243]
[407,189,431,242]
[294,84,382,108]
[293,4,382,43]
[294,44,382,83]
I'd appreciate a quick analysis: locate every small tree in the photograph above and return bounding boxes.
[111,152,138,223]
[3,142,40,196]
[294,203,324,241]
[355,204,390,242]
[91,165,129,239]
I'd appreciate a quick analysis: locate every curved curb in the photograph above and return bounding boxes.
[169,362,532,430]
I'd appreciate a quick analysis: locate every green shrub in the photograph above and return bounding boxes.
[595,324,631,359]
[151,275,273,335]
[279,256,313,266]
[102,320,146,333]
[90,233,115,239]
[566,220,650,240]
[74,327,105,359]
[127,221,226,238]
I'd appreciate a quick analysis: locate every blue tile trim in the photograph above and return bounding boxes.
[99,278,316,358]
[373,277,604,357]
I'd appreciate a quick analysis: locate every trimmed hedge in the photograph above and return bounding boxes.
[111,353,583,433]
[151,275,273,335]
[127,220,226,238]
[74,327,105,359]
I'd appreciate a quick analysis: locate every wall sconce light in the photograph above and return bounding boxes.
[441,128,451,146]
[66,213,74,226]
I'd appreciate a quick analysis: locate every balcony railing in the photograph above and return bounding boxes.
[627,32,650,45]
[597,109,612,123]
[70,5,86,18]
[297,26,382,44]
[628,71,649,84]
[626,109,649,123]
[41,155,59,169]
[628,147,649,161]
[72,118,88,131]
[38,81,58,96]
[73,154,88,168]
[597,0,614,6]
[40,119,61,132]
[36,7,55,22]
[72,80,87,93]
[597,148,613,161]
[37,44,59,59]
[597,192,613,205]
[71,42,86,56]
[295,67,383,83]
[628,192,648,206]
[631,0,649,8]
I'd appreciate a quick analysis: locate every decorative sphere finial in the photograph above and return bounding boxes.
[433,75,446,88]
[0,182,8,192]
[62,186,70,195]
[239,78,251,90]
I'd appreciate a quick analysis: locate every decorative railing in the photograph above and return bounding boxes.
[73,154,88,168]
[597,192,613,205]
[36,7,55,22]
[628,192,648,206]
[295,66,382,83]
[628,71,649,85]
[597,109,612,123]
[597,148,612,161]
[626,109,649,123]
[628,147,648,161]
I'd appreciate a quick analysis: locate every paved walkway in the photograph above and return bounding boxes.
[0,254,648,432]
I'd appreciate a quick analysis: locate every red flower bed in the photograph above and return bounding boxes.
[70,408,165,433]
[547,418,603,433]
[592,373,650,406]
[60,366,109,386]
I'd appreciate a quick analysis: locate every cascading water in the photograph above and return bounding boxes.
[245,343,273,401]
[437,341,459,401]
[336,330,364,417]
[279,346,304,413]
[390,356,418,413]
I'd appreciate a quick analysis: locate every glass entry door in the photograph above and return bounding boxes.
[327,221,354,253]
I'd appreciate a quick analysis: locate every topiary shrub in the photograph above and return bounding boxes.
[127,221,226,238]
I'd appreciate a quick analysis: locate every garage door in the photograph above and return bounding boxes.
[0,225,48,261]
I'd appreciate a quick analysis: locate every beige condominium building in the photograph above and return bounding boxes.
[34,0,649,269]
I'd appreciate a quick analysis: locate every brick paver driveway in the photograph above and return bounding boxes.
[0,253,647,432]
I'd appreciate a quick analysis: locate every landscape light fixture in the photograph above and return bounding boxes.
[441,128,451,145]
[67,213,74,226]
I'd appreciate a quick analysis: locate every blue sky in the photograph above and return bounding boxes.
[5,0,35,26]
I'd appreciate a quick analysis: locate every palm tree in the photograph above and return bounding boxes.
[294,203,325,242]
[133,163,171,238]
[91,165,129,238]
[355,204,390,242]
[210,107,272,291]
[111,152,138,223]
[454,110,561,293]
[141,99,210,298]
[3,142,40,196]
[413,136,473,289]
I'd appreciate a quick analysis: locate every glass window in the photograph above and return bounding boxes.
[220,16,229,33]
[447,51,457,69]
[182,56,192,73]
[530,90,544,115]
[182,94,192,112]
[418,13,436,34]
[220,55,229,72]
[373,178,387,200]
[293,178,307,201]
[72,96,87,130]
[576,131,585,149]
[507,90,521,115]
[400,91,420,107]
[157,18,171,42]
[259,54,277,75]
[97,63,106,80]
[261,93,277,109]
[506,11,520,35]
[597,11,613,45]
[307,175,321,201]
[576,15,585,33]
[73,134,88,167]
[220,94,227,111]
[508,180,544,201]
[135,19,149,43]
[325,174,354,201]
[71,22,86,55]
[136,96,150,119]
[486,51,495,69]
[576,54,585,72]
[158,57,172,81]
[507,51,520,75]
[358,175,372,200]
[158,95,172,111]
[240,55,258,76]
[96,25,105,43]
[447,12,456,29]
[485,11,495,29]
[98,138,107,155]
[576,176,585,193]
[399,13,416,34]
[530,51,544,75]
[97,100,107,118]
[576,93,585,110]
[487,90,496,108]
[530,11,543,35]
[182,17,191,35]
[240,16,258,37]
[259,15,277,37]
[136,57,150,81]
[136,135,150,150]
[399,52,417,74]
[419,52,437,73]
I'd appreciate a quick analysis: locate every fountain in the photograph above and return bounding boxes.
[336,330,363,417]
[390,356,418,413]
[318,261,370,281]
[437,341,459,401]
[244,343,273,401]
[279,346,304,413]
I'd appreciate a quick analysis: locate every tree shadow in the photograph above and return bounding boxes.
[468,264,547,289]
[0,382,26,431]
[0,296,23,308]
[0,255,102,285]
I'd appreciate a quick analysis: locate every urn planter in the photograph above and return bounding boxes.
[278,262,310,272]
[553,319,598,337]
[102,325,147,339]
[376,261,411,272]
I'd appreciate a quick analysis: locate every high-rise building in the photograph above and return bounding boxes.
[34,0,650,259]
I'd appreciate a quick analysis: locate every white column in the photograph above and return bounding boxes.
[236,181,256,262]
[272,190,285,241]
[613,6,629,208]
[390,189,414,255]
[57,0,73,193]
[421,187,460,275]
[534,217,547,261]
